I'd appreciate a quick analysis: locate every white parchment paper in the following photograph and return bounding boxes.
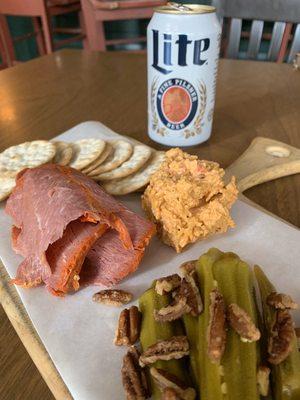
[0,121,299,400]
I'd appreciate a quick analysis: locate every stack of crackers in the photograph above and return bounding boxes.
[0,138,165,201]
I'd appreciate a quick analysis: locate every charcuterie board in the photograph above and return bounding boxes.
[0,121,299,400]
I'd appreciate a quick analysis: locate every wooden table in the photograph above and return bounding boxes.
[0,49,299,400]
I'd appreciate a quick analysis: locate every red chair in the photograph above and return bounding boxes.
[0,0,85,66]
[81,0,166,51]
[0,19,9,69]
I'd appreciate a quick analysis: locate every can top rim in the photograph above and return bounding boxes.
[154,3,216,14]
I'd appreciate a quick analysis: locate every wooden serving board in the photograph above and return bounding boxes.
[225,136,300,192]
[0,121,299,400]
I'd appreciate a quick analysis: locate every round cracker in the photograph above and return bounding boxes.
[82,142,113,174]
[102,152,165,195]
[0,140,56,172]
[0,171,17,201]
[95,145,152,182]
[88,140,133,177]
[69,139,106,170]
[53,141,73,166]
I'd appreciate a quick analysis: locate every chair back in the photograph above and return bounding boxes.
[0,24,8,68]
[213,0,300,62]
[0,0,47,16]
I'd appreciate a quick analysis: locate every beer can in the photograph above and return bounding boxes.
[147,3,221,147]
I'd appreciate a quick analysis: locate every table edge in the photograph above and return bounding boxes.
[0,263,73,400]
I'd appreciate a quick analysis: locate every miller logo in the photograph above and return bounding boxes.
[156,78,198,130]
[152,30,210,75]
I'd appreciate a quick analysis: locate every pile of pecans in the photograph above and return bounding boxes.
[107,262,299,399]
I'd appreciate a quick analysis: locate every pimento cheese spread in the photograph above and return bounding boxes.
[142,148,238,252]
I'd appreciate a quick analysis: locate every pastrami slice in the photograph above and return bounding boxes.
[81,212,155,287]
[11,253,51,288]
[6,164,155,295]
[6,165,133,291]
[45,220,107,296]
[6,164,133,256]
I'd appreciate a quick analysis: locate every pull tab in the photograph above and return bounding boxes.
[167,2,193,11]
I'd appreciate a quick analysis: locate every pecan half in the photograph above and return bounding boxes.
[154,273,203,322]
[150,367,196,400]
[153,297,190,322]
[114,306,142,346]
[257,365,270,396]
[267,292,298,310]
[227,303,261,342]
[139,336,189,367]
[183,272,203,316]
[268,309,294,364]
[122,346,150,400]
[207,288,226,363]
[155,274,181,296]
[179,260,197,277]
[93,289,133,306]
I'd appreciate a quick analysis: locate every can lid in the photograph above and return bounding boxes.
[154,2,216,14]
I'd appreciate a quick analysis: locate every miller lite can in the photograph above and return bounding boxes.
[147,3,221,146]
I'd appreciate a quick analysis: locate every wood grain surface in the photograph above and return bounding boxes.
[225,137,300,192]
[0,49,299,400]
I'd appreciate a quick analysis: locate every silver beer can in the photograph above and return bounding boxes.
[147,3,221,147]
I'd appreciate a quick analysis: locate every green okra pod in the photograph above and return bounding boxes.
[182,312,199,390]
[254,265,300,400]
[213,255,261,400]
[194,247,225,400]
[139,286,190,399]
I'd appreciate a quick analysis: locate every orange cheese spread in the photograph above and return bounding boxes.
[142,148,238,253]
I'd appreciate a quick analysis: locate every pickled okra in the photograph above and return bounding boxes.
[254,265,300,400]
[139,286,190,399]
[194,247,225,400]
[182,313,199,389]
[213,255,261,400]
[184,248,261,400]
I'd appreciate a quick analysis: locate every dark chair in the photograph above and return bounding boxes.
[213,0,300,62]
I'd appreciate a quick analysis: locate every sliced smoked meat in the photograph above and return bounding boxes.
[6,164,132,258]
[81,223,153,286]
[45,219,107,296]
[81,208,155,286]
[6,165,132,292]
[12,253,51,288]
[11,225,22,255]
[6,164,155,295]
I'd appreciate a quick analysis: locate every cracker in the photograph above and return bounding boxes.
[53,141,73,166]
[95,145,152,181]
[82,142,113,174]
[102,151,165,195]
[0,140,56,172]
[88,140,133,177]
[69,139,105,170]
[0,171,16,201]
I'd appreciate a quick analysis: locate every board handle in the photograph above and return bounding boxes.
[225,137,300,192]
